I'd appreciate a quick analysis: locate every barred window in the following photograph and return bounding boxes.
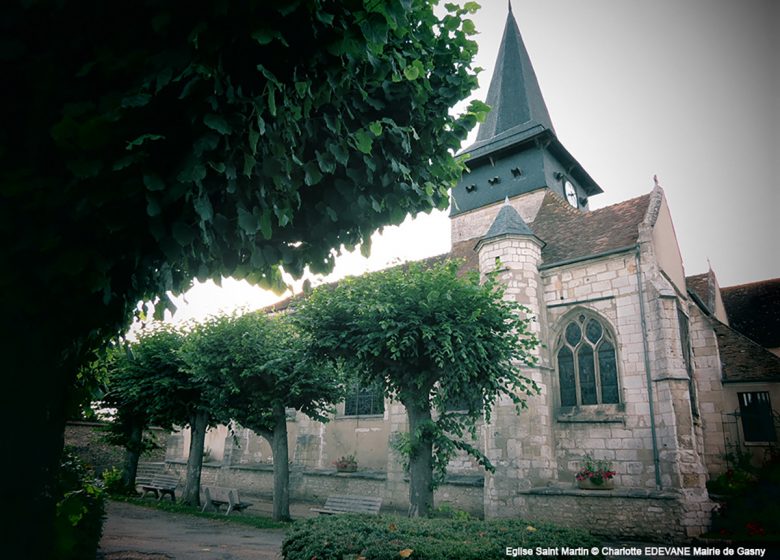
[557,313,620,407]
[738,392,776,442]
[344,381,384,416]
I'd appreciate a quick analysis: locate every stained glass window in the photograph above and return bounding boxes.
[558,347,576,406]
[557,313,620,406]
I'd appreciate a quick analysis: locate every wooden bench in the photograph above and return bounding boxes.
[140,473,179,502]
[200,486,253,515]
[310,494,382,516]
[134,462,165,493]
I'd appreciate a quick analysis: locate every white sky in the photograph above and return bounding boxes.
[166,0,779,324]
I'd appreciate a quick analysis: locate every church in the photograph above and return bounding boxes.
[164,5,780,540]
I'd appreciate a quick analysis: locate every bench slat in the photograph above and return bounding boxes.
[140,472,179,502]
[312,494,382,515]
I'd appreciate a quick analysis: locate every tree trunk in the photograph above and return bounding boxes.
[270,403,291,521]
[5,339,71,558]
[406,402,434,518]
[122,421,143,492]
[182,410,208,506]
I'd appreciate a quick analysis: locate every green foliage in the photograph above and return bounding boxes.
[282,515,603,560]
[102,324,206,447]
[295,259,540,483]
[3,0,483,336]
[708,451,780,541]
[101,466,131,496]
[54,449,107,560]
[430,503,473,521]
[180,311,341,434]
[2,0,483,551]
[180,310,342,518]
[575,454,616,485]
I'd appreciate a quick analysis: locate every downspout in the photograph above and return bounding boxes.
[635,244,662,489]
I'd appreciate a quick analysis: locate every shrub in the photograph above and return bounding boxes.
[709,451,780,541]
[54,449,107,560]
[101,465,135,496]
[282,514,602,560]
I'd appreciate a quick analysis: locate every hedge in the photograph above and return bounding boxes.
[282,514,602,560]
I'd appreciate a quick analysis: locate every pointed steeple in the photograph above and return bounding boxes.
[450,3,602,220]
[480,198,539,243]
[474,5,554,144]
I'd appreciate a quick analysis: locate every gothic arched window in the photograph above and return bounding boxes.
[557,313,620,407]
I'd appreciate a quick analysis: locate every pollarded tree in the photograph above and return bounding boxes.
[295,260,540,517]
[101,323,222,504]
[1,2,484,553]
[100,343,159,493]
[182,312,341,521]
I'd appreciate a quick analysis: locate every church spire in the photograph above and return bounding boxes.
[450,1,602,219]
[474,4,554,143]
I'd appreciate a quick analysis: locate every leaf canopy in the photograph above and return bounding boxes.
[294,259,540,478]
[180,312,342,436]
[2,0,484,359]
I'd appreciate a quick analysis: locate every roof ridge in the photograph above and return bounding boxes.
[722,278,780,290]
[709,315,780,379]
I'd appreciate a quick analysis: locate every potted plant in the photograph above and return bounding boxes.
[575,454,616,489]
[333,454,358,473]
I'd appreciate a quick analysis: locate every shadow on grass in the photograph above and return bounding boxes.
[109,495,290,530]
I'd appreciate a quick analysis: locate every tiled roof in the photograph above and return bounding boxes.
[712,320,780,383]
[685,272,712,311]
[721,279,780,350]
[451,190,651,273]
[686,273,713,312]
[531,191,650,266]
[270,189,653,313]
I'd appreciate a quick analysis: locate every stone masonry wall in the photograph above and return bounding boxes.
[451,189,547,245]
[515,488,686,541]
[166,461,483,515]
[689,306,728,477]
[477,233,557,518]
[542,253,660,489]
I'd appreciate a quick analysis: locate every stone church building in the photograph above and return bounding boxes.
[164,6,780,540]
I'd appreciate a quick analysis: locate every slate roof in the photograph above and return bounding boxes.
[481,201,539,243]
[712,320,780,383]
[721,279,780,350]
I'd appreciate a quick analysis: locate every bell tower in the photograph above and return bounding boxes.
[451,2,602,239]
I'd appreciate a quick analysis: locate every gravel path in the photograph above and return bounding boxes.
[98,501,286,560]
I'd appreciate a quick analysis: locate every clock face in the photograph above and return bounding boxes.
[564,180,578,208]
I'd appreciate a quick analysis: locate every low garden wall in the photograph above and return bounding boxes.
[513,486,686,540]
[164,461,708,539]
[166,461,483,515]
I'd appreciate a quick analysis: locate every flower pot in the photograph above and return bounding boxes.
[336,465,357,473]
[577,478,614,490]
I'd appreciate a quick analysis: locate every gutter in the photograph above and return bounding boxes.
[635,244,663,490]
